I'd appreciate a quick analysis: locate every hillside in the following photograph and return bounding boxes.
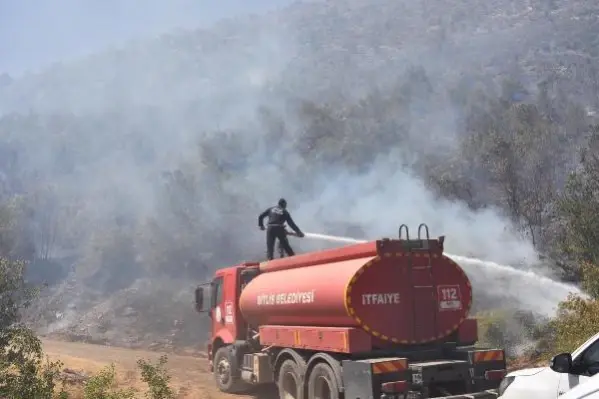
[2,0,599,114]
[0,0,598,355]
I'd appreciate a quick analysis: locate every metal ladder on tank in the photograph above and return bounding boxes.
[399,223,438,343]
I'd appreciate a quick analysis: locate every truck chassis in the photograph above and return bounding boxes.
[209,338,505,399]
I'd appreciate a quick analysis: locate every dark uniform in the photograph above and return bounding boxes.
[258,198,304,260]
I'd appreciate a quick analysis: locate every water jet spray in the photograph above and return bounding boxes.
[300,231,584,316]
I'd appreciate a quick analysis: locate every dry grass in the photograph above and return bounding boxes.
[42,339,243,399]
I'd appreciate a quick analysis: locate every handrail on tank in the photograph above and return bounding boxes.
[398,224,410,240]
[418,223,430,240]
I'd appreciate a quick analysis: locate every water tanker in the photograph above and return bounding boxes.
[239,238,473,345]
[194,223,507,399]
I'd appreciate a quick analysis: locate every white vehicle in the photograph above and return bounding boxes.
[499,331,599,398]
[558,373,599,399]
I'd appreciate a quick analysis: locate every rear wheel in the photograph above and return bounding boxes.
[307,362,340,399]
[213,346,247,393]
[278,359,303,399]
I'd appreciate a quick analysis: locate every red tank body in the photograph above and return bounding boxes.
[239,238,473,345]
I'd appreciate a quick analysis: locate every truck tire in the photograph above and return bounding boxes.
[278,359,303,399]
[213,346,246,393]
[307,362,340,399]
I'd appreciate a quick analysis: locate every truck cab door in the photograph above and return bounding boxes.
[195,271,239,344]
[210,276,225,333]
[194,278,226,330]
[557,339,599,395]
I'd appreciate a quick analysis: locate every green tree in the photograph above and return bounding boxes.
[461,99,563,247]
[0,258,66,398]
[0,201,66,398]
[557,125,599,272]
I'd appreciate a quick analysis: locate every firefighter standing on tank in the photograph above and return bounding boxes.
[258,198,304,260]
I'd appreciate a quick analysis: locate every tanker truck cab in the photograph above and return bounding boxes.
[194,263,261,384]
[194,223,508,399]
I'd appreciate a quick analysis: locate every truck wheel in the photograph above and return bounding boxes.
[278,359,303,399]
[213,346,245,393]
[307,362,340,399]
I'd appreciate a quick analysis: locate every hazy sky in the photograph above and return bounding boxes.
[0,0,293,76]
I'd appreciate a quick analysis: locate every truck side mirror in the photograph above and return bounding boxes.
[195,281,214,313]
[550,353,573,373]
[195,286,206,313]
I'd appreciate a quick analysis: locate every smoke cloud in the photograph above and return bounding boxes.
[0,0,586,341]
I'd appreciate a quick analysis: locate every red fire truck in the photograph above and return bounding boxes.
[194,224,506,398]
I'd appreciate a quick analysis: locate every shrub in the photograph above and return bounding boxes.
[548,263,599,354]
[137,355,176,399]
[82,364,136,399]
[548,294,599,354]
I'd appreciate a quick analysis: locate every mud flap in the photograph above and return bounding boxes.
[342,358,411,399]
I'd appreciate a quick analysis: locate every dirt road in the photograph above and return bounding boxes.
[42,339,277,399]
[42,339,529,398]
